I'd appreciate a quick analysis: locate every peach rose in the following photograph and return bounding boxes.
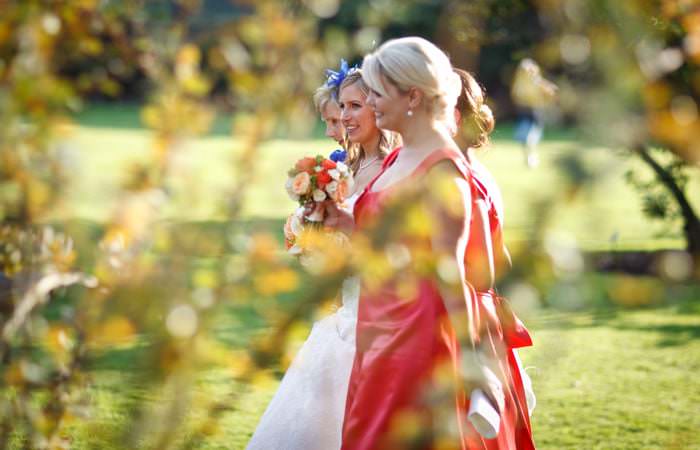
[295,157,317,173]
[291,172,311,196]
[331,179,349,202]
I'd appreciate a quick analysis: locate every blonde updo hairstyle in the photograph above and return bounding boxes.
[313,83,337,114]
[362,37,462,130]
[313,83,347,149]
[454,68,495,149]
[338,70,400,174]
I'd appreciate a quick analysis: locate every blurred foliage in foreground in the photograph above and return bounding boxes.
[0,0,698,448]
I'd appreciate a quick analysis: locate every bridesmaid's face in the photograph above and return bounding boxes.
[366,78,409,132]
[339,82,380,147]
[321,101,345,145]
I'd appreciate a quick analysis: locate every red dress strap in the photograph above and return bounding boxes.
[363,146,402,194]
[470,171,490,203]
[381,146,401,170]
[353,146,402,224]
[412,147,471,181]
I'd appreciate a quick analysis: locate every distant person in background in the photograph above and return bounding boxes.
[511,58,557,168]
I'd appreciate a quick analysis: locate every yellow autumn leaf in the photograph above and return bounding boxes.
[181,74,211,97]
[3,361,24,386]
[177,44,201,67]
[141,105,161,129]
[607,275,662,307]
[89,316,137,347]
[248,233,279,263]
[253,268,299,296]
[229,350,254,378]
[45,325,73,355]
[193,269,218,288]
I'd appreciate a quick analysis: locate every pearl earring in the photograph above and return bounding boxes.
[407,109,413,117]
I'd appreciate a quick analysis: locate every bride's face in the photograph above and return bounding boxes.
[339,82,380,147]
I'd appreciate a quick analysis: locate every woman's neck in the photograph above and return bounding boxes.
[360,132,382,159]
[398,116,452,159]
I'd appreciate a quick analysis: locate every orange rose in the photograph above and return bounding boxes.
[321,159,337,170]
[296,157,317,174]
[316,170,332,188]
[291,172,311,195]
[331,179,349,202]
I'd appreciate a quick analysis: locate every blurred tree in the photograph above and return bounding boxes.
[534,0,700,255]
[0,0,349,447]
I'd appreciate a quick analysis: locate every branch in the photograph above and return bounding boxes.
[634,145,699,224]
[2,272,97,342]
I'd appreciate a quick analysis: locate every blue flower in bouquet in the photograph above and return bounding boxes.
[329,148,347,163]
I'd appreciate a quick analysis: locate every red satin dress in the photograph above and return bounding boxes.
[341,147,535,450]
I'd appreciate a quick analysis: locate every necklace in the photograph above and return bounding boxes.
[357,155,380,173]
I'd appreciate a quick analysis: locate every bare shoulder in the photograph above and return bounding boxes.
[428,159,463,179]
[422,160,471,219]
[424,159,470,193]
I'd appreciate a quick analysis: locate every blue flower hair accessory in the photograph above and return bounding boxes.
[329,148,347,163]
[325,59,358,89]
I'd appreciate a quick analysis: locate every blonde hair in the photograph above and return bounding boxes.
[313,82,349,150]
[454,68,494,149]
[362,37,461,127]
[313,83,337,114]
[338,70,400,174]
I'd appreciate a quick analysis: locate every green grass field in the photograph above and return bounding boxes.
[64,103,700,251]
[51,105,700,449]
[62,298,700,450]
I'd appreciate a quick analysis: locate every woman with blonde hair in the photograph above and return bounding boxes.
[326,38,535,449]
[313,66,346,148]
[337,69,400,195]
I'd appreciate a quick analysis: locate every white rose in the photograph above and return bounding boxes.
[285,177,299,201]
[328,169,341,180]
[312,189,327,202]
[336,162,349,174]
[326,181,338,194]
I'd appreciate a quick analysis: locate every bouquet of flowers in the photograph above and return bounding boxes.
[284,151,352,255]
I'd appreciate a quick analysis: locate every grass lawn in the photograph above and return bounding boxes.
[61,298,700,449]
[522,304,700,449]
[62,103,700,251]
[44,105,700,449]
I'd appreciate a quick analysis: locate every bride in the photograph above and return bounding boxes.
[246,62,398,450]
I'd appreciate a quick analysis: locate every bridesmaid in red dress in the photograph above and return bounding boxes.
[325,38,536,449]
[453,68,537,441]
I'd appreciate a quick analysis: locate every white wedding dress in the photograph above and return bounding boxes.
[246,193,361,450]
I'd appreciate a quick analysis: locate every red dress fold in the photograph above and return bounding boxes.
[341,147,535,450]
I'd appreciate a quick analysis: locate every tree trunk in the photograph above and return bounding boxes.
[635,145,700,255]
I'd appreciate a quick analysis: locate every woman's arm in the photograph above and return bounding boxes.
[425,162,505,412]
[467,199,495,292]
